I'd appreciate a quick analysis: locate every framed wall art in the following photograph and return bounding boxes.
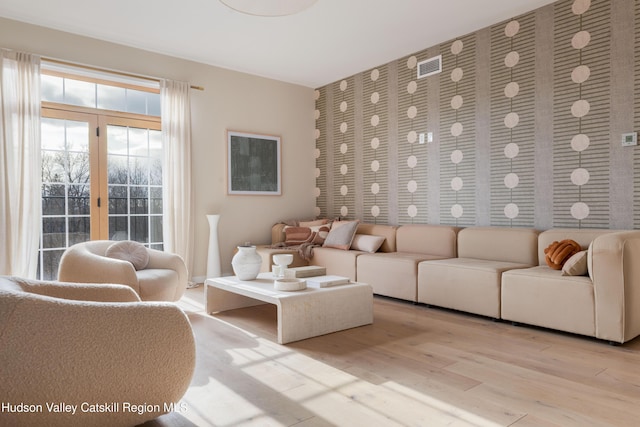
[227,130,281,195]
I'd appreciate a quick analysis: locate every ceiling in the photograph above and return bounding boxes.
[0,0,558,88]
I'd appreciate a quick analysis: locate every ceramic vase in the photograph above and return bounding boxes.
[232,245,262,280]
[206,214,221,278]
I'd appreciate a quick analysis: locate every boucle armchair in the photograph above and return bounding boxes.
[0,276,195,427]
[58,240,187,301]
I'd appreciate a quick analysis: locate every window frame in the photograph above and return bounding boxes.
[38,68,162,279]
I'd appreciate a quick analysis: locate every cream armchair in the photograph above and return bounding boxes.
[58,240,187,301]
[0,276,195,427]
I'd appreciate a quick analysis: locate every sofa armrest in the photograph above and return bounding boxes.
[12,277,140,302]
[0,294,195,426]
[591,231,640,343]
[58,246,139,292]
[272,223,287,244]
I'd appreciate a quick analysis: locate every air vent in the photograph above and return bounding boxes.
[417,55,442,79]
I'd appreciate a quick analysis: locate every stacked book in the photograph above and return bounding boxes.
[305,275,350,288]
[283,266,350,288]
[283,266,326,278]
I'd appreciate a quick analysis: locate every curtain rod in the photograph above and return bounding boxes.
[42,57,205,91]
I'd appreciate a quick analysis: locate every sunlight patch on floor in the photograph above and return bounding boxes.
[223,337,501,427]
[181,376,287,427]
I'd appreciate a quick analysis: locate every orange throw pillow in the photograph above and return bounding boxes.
[544,239,582,270]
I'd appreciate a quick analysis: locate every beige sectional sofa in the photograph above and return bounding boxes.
[256,221,640,343]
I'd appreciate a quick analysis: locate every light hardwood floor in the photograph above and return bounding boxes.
[144,286,640,427]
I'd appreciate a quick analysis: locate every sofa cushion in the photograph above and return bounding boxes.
[395,224,460,257]
[419,257,532,318]
[502,266,595,337]
[562,250,588,276]
[105,240,149,270]
[323,220,359,250]
[350,234,385,253]
[457,227,539,265]
[358,252,445,301]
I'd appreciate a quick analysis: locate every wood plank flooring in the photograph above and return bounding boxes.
[143,286,640,427]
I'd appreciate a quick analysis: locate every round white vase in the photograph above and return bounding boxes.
[232,245,262,280]
[206,214,221,278]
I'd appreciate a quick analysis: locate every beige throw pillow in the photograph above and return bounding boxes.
[323,220,359,250]
[561,250,588,276]
[105,240,150,270]
[350,234,385,253]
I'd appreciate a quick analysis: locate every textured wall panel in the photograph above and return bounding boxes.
[332,78,356,219]
[439,34,477,227]
[314,87,328,218]
[552,0,610,228]
[397,54,429,224]
[362,67,389,223]
[490,14,536,227]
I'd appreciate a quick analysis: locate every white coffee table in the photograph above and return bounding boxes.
[205,273,373,344]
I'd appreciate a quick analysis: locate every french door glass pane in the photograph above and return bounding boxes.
[107,124,163,245]
[39,117,91,279]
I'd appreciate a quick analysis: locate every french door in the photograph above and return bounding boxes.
[39,107,162,279]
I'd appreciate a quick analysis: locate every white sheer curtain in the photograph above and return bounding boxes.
[160,79,194,280]
[0,50,41,278]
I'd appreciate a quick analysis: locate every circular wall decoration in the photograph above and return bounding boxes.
[407,155,418,169]
[504,203,519,219]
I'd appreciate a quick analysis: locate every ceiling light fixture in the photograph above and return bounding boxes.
[219,0,318,17]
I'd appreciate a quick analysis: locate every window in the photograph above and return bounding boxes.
[38,65,162,280]
[106,119,163,249]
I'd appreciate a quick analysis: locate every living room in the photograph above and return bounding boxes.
[2,0,640,426]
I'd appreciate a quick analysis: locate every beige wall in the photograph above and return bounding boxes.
[0,17,316,280]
